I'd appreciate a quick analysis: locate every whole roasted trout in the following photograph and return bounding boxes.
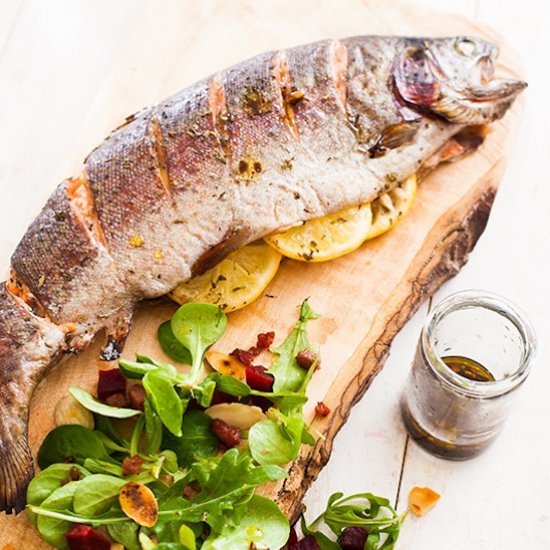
[0,36,525,513]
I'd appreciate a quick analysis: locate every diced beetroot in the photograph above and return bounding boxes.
[245,365,274,392]
[289,535,321,550]
[338,526,369,550]
[248,395,272,412]
[256,331,275,349]
[97,368,127,402]
[210,389,238,406]
[65,524,110,550]
[230,348,255,367]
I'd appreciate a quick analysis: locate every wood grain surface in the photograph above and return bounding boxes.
[0,0,526,547]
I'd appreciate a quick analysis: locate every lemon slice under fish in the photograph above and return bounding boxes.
[264,174,417,262]
[169,242,282,312]
[263,205,373,262]
[365,173,417,240]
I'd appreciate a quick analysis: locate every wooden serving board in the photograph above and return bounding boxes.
[0,0,524,546]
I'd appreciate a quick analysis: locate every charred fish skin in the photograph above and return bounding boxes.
[0,36,525,513]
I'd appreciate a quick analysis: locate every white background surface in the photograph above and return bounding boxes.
[0,1,548,548]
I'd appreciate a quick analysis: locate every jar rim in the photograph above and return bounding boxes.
[422,290,537,398]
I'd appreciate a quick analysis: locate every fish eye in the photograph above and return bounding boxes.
[455,38,477,57]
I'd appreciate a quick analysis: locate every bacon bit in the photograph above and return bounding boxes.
[210,418,241,448]
[230,347,256,367]
[256,331,275,349]
[122,455,144,477]
[104,393,130,408]
[128,384,147,411]
[296,349,319,370]
[97,368,127,402]
[128,234,144,248]
[315,402,330,417]
[70,466,81,481]
[338,526,368,549]
[65,524,110,550]
[408,486,441,517]
[245,365,274,392]
[182,481,201,500]
[159,473,174,486]
[61,455,76,464]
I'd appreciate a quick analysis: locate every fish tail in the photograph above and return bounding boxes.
[0,282,65,513]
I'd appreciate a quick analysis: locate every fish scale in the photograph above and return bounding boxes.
[0,35,526,513]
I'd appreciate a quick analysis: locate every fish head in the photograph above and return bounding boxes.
[393,36,527,124]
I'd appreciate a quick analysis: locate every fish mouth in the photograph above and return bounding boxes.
[394,39,527,125]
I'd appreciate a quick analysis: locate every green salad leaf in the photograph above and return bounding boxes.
[143,370,185,436]
[202,495,289,550]
[27,464,90,507]
[69,387,141,418]
[72,474,127,516]
[37,425,114,469]
[162,410,218,467]
[108,522,140,550]
[268,298,319,395]
[158,320,193,364]
[36,482,79,548]
[170,303,227,381]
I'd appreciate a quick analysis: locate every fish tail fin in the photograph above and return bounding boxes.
[0,282,65,513]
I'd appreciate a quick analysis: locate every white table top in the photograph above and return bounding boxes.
[0,1,548,548]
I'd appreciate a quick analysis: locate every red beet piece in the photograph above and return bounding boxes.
[256,331,275,349]
[65,524,111,550]
[248,395,272,412]
[289,535,321,550]
[338,526,369,550]
[97,368,126,402]
[245,365,274,392]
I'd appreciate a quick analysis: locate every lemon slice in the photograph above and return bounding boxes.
[264,174,417,262]
[366,174,417,240]
[169,242,281,312]
[264,205,373,262]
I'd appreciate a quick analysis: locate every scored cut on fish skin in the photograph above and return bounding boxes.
[0,35,526,513]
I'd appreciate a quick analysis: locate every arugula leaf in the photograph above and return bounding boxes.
[69,387,141,418]
[171,303,227,382]
[159,321,193,364]
[36,482,79,548]
[162,410,218,467]
[268,298,319,394]
[160,449,286,534]
[37,425,114,469]
[202,495,289,550]
[72,474,127,516]
[303,492,407,550]
[143,370,184,436]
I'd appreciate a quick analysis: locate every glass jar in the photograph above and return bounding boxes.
[401,290,536,460]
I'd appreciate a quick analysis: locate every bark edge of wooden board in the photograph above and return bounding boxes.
[271,161,504,521]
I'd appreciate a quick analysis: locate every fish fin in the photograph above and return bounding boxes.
[0,282,65,513]
[368,121,420,158]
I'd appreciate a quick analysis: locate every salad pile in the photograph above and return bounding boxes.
[27,300,405,549]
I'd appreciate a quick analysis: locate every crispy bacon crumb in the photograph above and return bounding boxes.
[210,418,241,448]
[296,349,319,370]
[315,402,330,417]
[122,455,144,477]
